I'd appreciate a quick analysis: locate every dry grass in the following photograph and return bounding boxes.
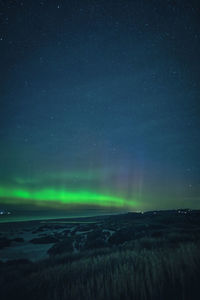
[2,241,199,300]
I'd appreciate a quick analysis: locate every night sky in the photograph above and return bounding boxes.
[0,0,200,219]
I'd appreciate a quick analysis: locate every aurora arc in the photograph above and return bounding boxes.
[13,170,111,185]
[0,186,136,209]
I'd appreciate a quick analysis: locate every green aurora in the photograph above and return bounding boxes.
[0,186,136,210]
[13,170,110,185]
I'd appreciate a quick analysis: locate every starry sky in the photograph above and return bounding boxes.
[0,0,200,219]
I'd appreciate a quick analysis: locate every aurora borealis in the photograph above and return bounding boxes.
[0,0,200,220]
[0,186,135,208]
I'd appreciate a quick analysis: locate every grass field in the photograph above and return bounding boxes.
[1,210,200,300]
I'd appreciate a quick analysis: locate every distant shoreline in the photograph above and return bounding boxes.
[0,209,199,225]
[0,212,120,225]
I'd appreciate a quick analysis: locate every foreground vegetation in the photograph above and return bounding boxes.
[1,210,200,299]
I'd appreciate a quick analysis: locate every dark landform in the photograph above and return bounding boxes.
[1,209,200,300]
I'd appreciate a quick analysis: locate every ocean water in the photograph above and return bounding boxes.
[0,209,120,223]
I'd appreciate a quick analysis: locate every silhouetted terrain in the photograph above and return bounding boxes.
[1,209,200,300]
